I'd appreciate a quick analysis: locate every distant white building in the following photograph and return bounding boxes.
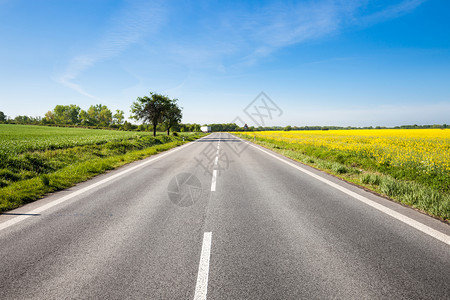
[201,126,211,133]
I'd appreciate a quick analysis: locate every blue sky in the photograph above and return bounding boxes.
[1,0,449,126]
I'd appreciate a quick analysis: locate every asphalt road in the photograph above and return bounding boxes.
[0,132,449,299]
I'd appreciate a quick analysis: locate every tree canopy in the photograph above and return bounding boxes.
[0,111,6,122]
[130,93,182,136]
[162,99,183,135]
[43,104,114,127]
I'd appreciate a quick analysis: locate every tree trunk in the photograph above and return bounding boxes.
[153,122,157,137]
[167,126,170,135]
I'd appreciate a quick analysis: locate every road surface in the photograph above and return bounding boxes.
[1,132,449,299]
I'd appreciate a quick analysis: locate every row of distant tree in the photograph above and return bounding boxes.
[206,124,448,131]
[0,93,194,135]
[279,124,448,131]
[0,105,122,125]
[0,102,448,133]
[0,105,128,128]
[0,107,205,133]
[44,104,125,127]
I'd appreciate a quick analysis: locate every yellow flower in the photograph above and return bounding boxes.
[239,129,450,174]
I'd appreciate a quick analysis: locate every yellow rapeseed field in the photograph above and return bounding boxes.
[240,129,450,174]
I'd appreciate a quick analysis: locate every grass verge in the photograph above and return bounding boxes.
[236,134,450,222]
[0,133,204,212]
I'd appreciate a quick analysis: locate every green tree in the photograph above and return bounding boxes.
[192,124,201,132]
[14,115,30,124]
[44,111,54,124]
[52,104,80,124]
[98,106,112,126]
[0,111,6,122]
[67,104,80,124]
[79,110,88,124]
[130,92,171,136]
[85,104,111,126]
[113,109,125,125]
[87,105,100,125]
[121,121,133,131]
[53,105,67,124]
[162,99,182,135]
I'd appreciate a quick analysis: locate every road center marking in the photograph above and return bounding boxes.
[242,136,450,246]
[194,232,212,300]
[210,170,217,192]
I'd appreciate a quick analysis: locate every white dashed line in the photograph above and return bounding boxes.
[210,170,217,192]
[194,232,212,300]
[212,138,220,185]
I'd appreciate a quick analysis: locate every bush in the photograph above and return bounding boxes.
[332,163,349,174]
[360,174,381,186]
[0,169,20,181]
[40,174,50,186]
[380,177,404,196]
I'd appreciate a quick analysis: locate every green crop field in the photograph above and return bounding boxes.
[0,124,204,212]
[0,124,156,155]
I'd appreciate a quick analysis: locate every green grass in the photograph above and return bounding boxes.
[0,124,194,156]
[0,124,204,212]
[236,134,450,222]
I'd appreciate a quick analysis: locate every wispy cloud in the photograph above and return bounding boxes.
[164,1,428,69]
[358,0,427,25]
[58,0,166,98]
[160,1,347,70]
[237,1,345,65]
[57,0,428,97]
[238,0,427,65]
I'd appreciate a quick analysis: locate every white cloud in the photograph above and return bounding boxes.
[241,0,428,64]
[57,0,166,99]
[163,1,427,70]
[56,0,429,99]
[358,0,427,25]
